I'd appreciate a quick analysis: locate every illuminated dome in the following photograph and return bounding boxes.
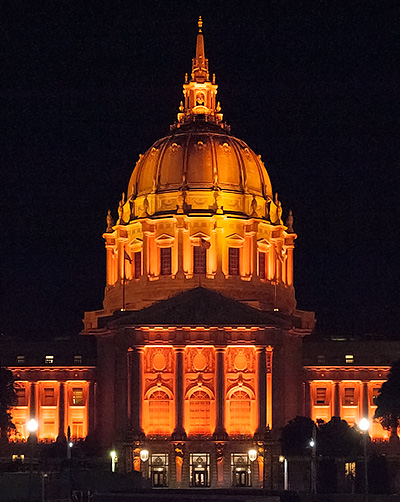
[127,125,273,214]
[84,18,299,329]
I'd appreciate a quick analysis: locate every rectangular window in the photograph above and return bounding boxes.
[258,252,266,279]
[134,251,142,279]
[193,246,206,274]
[72,388,84,406]
[45,355,54,364]
[344,388,355,405]
[74,355,83,365]
[43,387,56,406]
[16,355,25,365]
[316,387,327,405]
[345,354,354,364]
[16,388,27,406]
[160,248,171,275]
[228,247,240,276]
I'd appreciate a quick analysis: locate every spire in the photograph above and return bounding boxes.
[175,17,227,130]
[192,16,208,82]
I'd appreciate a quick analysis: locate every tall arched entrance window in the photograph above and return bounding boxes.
[228,389,252,434]
[148,390,171,434]
[188,390,211,435]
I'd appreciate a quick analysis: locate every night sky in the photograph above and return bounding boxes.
[2,1,399,340]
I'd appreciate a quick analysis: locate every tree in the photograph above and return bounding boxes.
[0,367,16,439]
[317,417,361,458]
[280,416,316,456]
[374,359,400,442]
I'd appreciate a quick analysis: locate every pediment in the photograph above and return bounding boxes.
[102,287,293,329]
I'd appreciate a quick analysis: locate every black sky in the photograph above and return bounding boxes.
[1,1,399,340]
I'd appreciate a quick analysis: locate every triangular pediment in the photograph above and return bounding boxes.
[101,287,293,329]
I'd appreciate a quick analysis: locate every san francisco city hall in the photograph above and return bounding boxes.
[1,19,395,490]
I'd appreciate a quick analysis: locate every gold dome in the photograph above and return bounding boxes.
[127,123,273,213]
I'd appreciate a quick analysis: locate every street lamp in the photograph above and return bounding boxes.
[310,423,317,494]
[279,455,289,491]
[359,418,370,502]
[248,449,257,487]
[140,449,149,478]
[27,419,38,502]
[110,450,117,473]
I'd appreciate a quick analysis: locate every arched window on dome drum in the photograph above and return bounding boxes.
[160,248,172,275]
[229,390,252,435]
[258,252,266,279]
[189,390,211,435]
[228,248,240,276]
[193,246,206,274]
[148,390,170,434]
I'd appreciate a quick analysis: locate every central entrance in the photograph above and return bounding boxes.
[190,453,211,487]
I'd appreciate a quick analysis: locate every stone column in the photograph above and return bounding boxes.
[176,219,185,279]
[334,381,341,418]
[286,247,294,286]
[88,381,95,436]
[256,347,267,435]
[172,348,186,439]
[30,382,36,418]
[362,382,369,418]
[304,381,311,417]
[29,382,37,441]
[213,347,227,439]
[57,382,66,442]
[131,348,144,438]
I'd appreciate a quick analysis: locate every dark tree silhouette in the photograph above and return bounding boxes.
[317,417,361,458]
[0,367,16,438]
[374,359,400,442]
[280,416,316,456]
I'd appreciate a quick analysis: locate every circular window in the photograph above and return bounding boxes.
[234,353,247,371]
[153,353,166,371]
[193,352,207,371]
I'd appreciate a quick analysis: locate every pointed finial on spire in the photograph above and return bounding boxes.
[198,16,203,33]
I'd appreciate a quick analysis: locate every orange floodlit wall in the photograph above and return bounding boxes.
[141,343,261,437]
[309,379,388,439]
[225,347,257,436]
[65,381,89,439]
[10,380,90,442]
[184,346,216,436]
[142,346,175,435]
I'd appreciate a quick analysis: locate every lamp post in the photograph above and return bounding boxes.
[279,455,288,490]
[140,449,149,479]
[309,422,317,495]
[110,450,117,472]
[359,418,370,502]
[248,448,257,487]
[27,419,38,502]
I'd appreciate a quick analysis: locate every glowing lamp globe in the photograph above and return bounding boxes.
[27,419,38,433]
[248,449,257,462]
[359,418,370,431]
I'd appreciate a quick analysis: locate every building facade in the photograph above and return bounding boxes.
[3,18,397,490]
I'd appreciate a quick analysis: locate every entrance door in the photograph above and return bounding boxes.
[193,469,207,486]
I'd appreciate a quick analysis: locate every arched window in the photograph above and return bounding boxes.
[189,390,211,435]
[229,390,252,434]
[148,390,170,434]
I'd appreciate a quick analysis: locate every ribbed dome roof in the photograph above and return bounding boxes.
[127,123,273,202]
